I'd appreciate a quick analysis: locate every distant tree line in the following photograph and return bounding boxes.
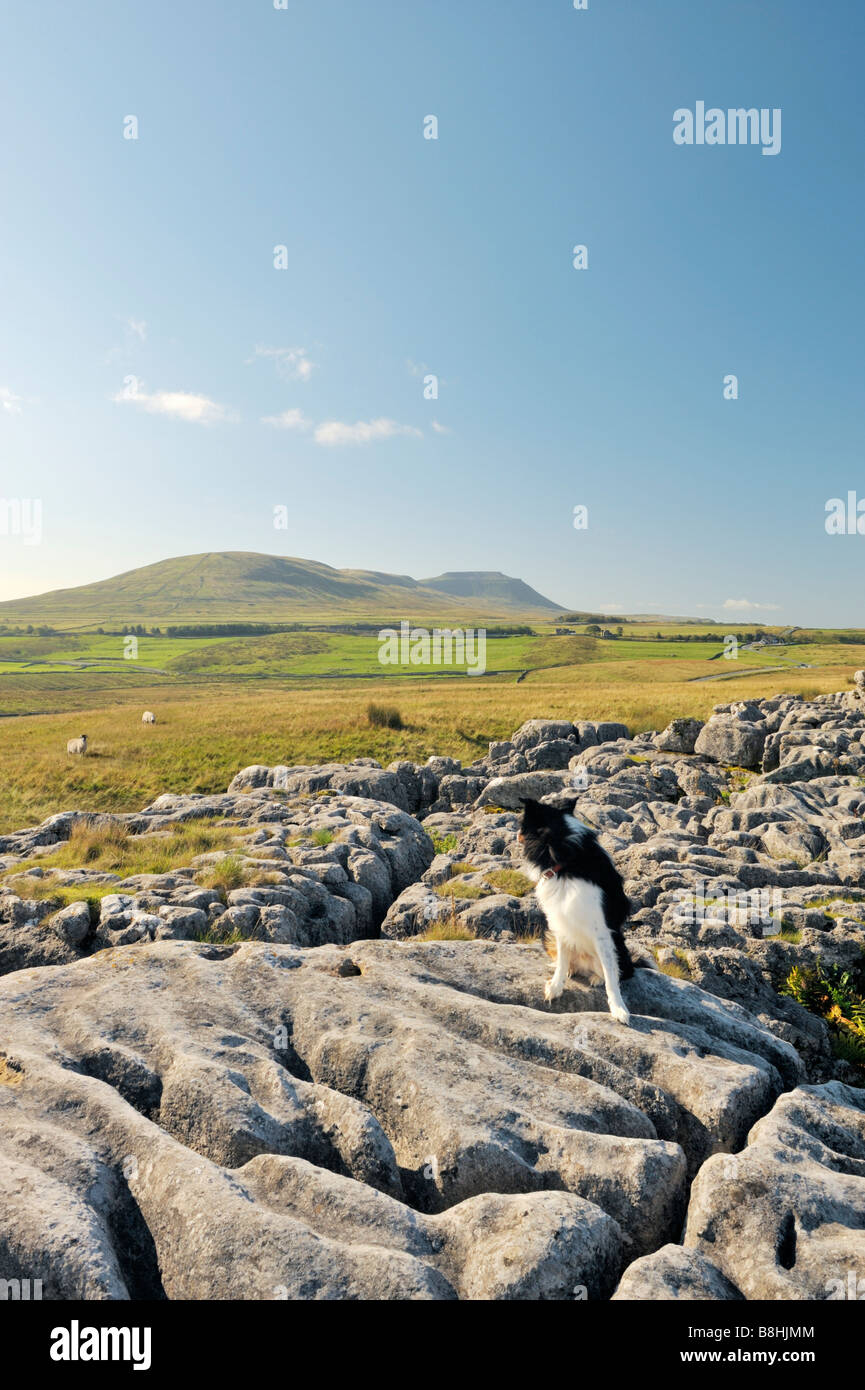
[162,622,303,637]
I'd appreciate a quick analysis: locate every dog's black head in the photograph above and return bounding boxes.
[518,797,581,872]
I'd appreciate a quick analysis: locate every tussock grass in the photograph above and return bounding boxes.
[416,917,477,942]
[193,920,258,945]
[367,702,403,730]
[484,869,534,897]
[655,948,692,979]
[5,880,119,910]
[434,880,489,900]
[195,853,250,893]
[24,820,243,878]
[805,895,865,920]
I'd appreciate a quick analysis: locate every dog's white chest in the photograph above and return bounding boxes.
[536,874,606,945]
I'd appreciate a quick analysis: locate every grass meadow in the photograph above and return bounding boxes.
[0,623,862,834]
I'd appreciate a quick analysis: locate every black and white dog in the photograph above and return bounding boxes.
[519,797,635,1024]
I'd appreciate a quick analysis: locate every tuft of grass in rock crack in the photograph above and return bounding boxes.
[13,820,245,880]
[195,853,251,894]
[416,917,477,942]
[5,880,128,910]
[654,947,692,980]
[416,892,476,941]
[193,919,262,945]
[484,869,534,897]
[434,879,490,900]
[772,924,802,944]
[805,895,865,922]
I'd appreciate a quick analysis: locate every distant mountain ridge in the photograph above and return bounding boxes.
[419,571,561,611]
[0,552,564,629]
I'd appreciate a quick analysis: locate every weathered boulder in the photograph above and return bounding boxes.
[612,1244,744,1300]
[475,772,573,810]
[694,717,767,769]
[656,718,704,755]
[681,1081,865,1299]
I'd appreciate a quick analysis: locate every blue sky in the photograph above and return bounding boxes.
[1,0,863,622]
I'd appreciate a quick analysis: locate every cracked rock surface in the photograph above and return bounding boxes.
[0,937,801,1299]
[2,682,865,1298]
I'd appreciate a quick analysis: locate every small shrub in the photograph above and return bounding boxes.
[782,960,865,1081]
[311,829,334,847]
[431,832,458,855]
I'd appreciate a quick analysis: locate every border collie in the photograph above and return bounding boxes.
[518,797,635,1024]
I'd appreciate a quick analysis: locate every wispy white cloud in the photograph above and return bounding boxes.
[112,380,235,425]
[313,417,422,446]
[126,318,148,342]
[248,345,316,382]
[0,386,23,415]
[431,420,451,434]
[261,408,311,430]
[722,598,781,612]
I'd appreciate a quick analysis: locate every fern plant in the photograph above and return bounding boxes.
[781,959,865,1081]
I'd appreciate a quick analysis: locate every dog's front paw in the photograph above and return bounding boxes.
[610,1004,631,1026]
[544,978,564,1003]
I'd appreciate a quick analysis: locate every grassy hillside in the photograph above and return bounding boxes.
[0,552,562,629]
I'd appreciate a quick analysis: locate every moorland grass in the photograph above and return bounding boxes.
[21,820,245,877]
[0,640,861,834]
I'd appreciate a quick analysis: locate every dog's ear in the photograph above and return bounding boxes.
[520,797,540,817]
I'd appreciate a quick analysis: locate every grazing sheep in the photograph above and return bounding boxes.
[142,711,156,724]
[66,734,88,756]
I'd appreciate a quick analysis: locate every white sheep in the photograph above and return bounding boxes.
[142,711,156,724]
[66,734,88,755]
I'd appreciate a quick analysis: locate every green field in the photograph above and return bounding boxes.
[0,625,843,683]
[0,620,862,836]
